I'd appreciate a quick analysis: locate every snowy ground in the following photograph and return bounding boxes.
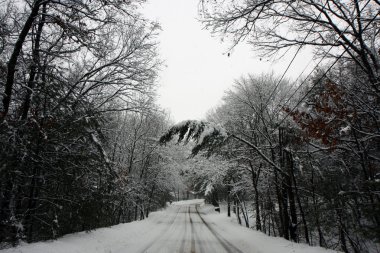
[1,199,339,253]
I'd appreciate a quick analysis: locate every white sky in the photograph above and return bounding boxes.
[142,0,314,123]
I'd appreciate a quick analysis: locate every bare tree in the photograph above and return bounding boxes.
[201,0,379,86]
[0,0,168,244]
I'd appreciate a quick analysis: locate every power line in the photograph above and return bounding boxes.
[274,0,374,115]
[269,54,316,121]
[269,0,374,125]
[234,1,328,136]
[273,7,379,131]
[262,1,328,111]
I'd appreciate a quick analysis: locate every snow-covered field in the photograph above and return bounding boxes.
[1,199,339,253]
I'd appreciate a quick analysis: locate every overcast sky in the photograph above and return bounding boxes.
[143,0,314,123]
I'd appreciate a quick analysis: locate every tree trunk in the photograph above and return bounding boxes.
[272,146,284,237]
[285,151,298,242]
[227,187,231,217]
[240,199,250,228]
[134,204,138,221]
[235,198,242,225]
[261,200,266,233]
[21,3,46,120]
[249,162,262,231]
[1,0,43,119]
[311,166,326,247]
[339,218,349,253]
[146,185,156,218]
[279,128,289,240]
[289,151,310,244]
[281,179,290,240]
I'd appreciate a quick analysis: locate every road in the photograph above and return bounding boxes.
[0,199,337,253]
[139,201,245,253]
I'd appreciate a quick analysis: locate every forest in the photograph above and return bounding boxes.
[0,0,180,245]
[0,0,379,253]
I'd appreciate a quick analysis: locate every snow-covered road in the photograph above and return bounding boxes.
[1,199,338,253]
[139,202,244,253]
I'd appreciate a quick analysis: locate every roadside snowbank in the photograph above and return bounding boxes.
[0,207,170,253]
[201,207,339,253]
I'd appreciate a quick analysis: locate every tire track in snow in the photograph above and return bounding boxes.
[178,206,188,253]
[140,205,182,253]
[190,206,205,253]
[189,206,196,253]
[195,205,244,253]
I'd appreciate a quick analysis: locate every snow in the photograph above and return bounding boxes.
[198,124,215,144]
[197,203,339,253]
[173,120,229,144]
[204,184,214,196]
[90,132,110,164]
[172,199,205,206]
[339,125,351,135]
[1,199,339,253]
